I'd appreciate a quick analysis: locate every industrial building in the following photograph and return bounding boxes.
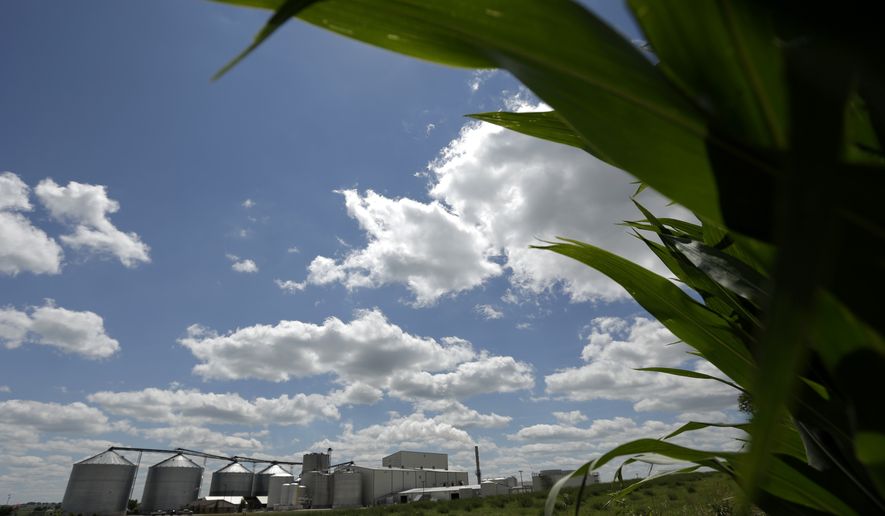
[61,444,583,513]
[381,450,448,470]
[532,469,600,492]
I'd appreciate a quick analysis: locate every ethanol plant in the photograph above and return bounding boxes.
[60,445,550,512]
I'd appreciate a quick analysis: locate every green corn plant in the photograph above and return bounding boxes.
[210,0,885,513]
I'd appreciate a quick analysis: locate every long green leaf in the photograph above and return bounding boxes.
[466,111,588,151]
[636,367,743,392]
[546,439,734,516]
[608,465,702,502]
[664,421,749,441]
[537,238,755,388]
[213,0,322,80]
[213,0,728,222]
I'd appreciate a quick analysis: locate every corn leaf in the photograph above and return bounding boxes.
[636,367,743,392]
[536,238,755,389]
[466,111,588,152]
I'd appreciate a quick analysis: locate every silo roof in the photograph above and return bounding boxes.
[153,453,201,468]
[216,461,251,474]
[77,450,134,465]
[258,464,291,475]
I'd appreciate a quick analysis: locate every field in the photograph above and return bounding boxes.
[290,472,746,515]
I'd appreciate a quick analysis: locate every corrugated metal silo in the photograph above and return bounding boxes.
[304,471,331,508]
[140,453,202,514]
[208,461,253,496]
[266,473,294,507]
[300,452,329,475]
[254,463,291,496]
[332,469,362,508]
[61,450,136,516]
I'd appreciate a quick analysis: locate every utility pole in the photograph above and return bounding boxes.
[473,445,481,484]
[518,470,524,490]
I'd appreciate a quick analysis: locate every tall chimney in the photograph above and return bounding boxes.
[474,445,482,484]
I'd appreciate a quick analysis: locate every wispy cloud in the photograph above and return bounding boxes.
[474,304,504,320]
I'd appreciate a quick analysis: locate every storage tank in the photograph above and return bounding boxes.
[140,453,202,514]
[303,471,331,508]
[254,464,291,496]
[332,469,362,508]
[61,450,136,516]
[208,461,253,496]
[300,452,330,475]
[288,484,306,509]
[266,473,294,507]
[280,483,295,507]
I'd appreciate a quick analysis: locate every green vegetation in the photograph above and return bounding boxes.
[211,1,885,513]
[288,472,745,515]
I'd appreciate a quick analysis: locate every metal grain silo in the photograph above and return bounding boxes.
[254,463,291,496]
[332,469,362,508]
[208,461,253,496]
[300,452,329,475]
[61,450,136,516]
[140,454,202,514]
[303,471,331,508]
[266,473,294,507]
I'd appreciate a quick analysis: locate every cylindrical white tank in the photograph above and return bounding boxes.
[208,461,253,496]
[282,483,295,506]
[254,464,291,496]
[289,484,306,509]
[140,454,202,514]
[266,473,294,507]
[62,450,136,516]
[332,469,362,508]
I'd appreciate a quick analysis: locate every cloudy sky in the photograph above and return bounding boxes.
[0,0,743,503]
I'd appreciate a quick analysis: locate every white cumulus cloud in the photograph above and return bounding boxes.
[552,410,587,425]
[415,400,511,429]
[179,309,533,402]
[88,388,341,426]
[227,254,258,273]
[0,302,119,359]
[544,317,737,413]
[308,411,476,467]
[305,190,502,306]
[0,400,110,435]
[300,103,687,304]
[0,172,63,275]
[34,179,150,267]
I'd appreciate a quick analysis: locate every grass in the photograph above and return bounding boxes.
[285,471,749,515]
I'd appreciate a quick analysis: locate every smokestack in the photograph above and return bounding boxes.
[474,445,481,484]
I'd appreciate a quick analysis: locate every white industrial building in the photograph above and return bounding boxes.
[398,484,480,502]
[352,450,469,506]
[532,469,600,492]
[381,450,448,470]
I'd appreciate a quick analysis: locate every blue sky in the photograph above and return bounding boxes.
[0,1,740,503]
